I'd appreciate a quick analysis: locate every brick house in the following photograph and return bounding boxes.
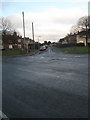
[65,34,77,44]
[59,29,90,46]
[2,30,24,49]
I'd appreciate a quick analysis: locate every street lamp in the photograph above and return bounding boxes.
[22,11,26,52]
[85,19,88,46]
[32,22,35,50]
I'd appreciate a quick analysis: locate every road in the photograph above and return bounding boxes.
[2,47,88,118]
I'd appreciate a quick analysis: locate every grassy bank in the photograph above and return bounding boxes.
[2,48,38,57]
[60,46,90,54]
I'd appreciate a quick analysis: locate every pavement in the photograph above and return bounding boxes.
[2,46,88,118]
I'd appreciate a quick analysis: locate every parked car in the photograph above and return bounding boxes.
[40,45,46,51]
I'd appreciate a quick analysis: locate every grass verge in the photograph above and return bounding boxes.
[2,48,38,57]
[60,46,90,54]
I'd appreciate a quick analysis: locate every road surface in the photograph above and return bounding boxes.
[2,47,88,118]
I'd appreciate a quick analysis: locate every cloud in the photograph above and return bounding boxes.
[7,6,87,42]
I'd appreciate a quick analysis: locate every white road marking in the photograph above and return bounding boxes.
[75,56,81,58]
[40,57,45,59]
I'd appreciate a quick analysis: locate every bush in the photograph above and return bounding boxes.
[88,43,90,46]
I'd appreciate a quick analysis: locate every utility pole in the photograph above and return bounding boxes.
[22,11,26,51]
[88,2,90,29]
[32,22,35,50]
[85,19,88,46]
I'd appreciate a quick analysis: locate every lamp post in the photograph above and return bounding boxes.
[22,11,26,52]
[32,22,35,50]
[85,19,88,46]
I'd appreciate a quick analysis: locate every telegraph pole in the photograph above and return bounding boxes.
[32,22,34,42]
[22,11,26,51]
[85,19,88,46]
[32,22,35,50]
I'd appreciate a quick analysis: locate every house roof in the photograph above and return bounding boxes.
[78,29,90,37]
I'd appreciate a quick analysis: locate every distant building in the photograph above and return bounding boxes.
[59,29,90,46]
[51,42,57,46]
[59,34,77,44]
[2,30,35,50]
[59,38,65,44]
[65,34,77,44]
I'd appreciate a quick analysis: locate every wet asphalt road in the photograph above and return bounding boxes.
[2,47,88,118]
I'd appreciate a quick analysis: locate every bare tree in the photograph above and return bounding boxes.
[71,16,89,46]
[70,25,79,34]
[77,16,89,46]
[71,16,89,33]
[0,17,13,32]
[77,16,89,29]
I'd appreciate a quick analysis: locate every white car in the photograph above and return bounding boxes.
[40,45,46,51]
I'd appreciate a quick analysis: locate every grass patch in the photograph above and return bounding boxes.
[2,48,38,57]
[2,49,22,56]
[60,46,90,54]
